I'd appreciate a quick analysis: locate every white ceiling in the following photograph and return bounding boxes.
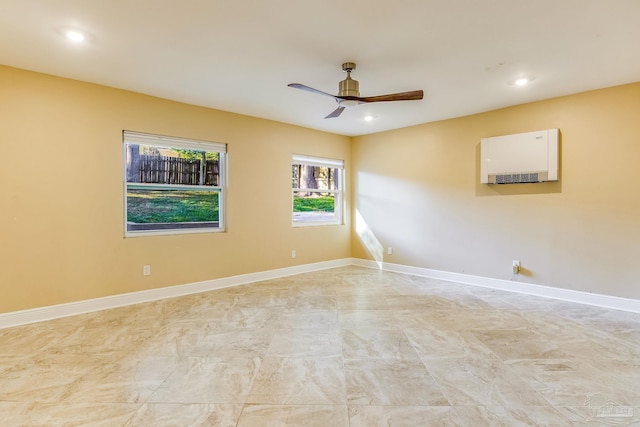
[1,0,639,136]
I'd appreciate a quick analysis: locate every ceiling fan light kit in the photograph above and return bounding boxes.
[288,62,423,119]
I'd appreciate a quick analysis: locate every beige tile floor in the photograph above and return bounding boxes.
[1,266,639,426]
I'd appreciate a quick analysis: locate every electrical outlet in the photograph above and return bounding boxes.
[143,265,151,276]
[512,260,521,274]
[291,250,297,259]
[387,247,393,255]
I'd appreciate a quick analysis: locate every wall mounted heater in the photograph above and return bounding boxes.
[480,129,559,184]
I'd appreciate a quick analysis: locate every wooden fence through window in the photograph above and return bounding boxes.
[134,155,219,186]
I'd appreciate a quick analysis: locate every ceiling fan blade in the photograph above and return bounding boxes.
[358,90,424,103]
[325,106,345,119]
[288,83,337,99]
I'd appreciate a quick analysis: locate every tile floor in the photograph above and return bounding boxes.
[1,266,639,426]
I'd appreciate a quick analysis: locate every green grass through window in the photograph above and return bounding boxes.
[127,189,219,223]
[293,196,334,212]
[127,190,333,225]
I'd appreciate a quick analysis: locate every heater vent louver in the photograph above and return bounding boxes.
[495,173,539,184]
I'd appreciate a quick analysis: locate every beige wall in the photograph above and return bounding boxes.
[0,66,351,313]
[352,82,640,299]
[2,64,638,315]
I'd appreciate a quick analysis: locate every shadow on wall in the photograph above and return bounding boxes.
[475,132,563,197]
[355,210,384,268]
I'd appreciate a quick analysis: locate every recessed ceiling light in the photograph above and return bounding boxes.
[65,30,85,43]
[364,115,374,122]
[513,76,536,87]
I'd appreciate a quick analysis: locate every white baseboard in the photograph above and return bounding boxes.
[2,257,638,330]
[351,258,640,313]
[0,258,351,330]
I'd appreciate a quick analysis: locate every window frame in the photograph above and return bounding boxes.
[292,154,345,227]
[123,131,227,237]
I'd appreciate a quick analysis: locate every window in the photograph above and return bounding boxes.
[123,131,226,236]
[292,154,344,226]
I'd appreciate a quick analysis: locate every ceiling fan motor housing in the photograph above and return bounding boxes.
[338,75,359,98]
[338,61,360,100]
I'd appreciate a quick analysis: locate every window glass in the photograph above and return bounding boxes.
[292,155,344,226]
[123,132,226,236]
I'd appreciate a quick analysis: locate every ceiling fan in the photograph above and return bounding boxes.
[288,62,423,119]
